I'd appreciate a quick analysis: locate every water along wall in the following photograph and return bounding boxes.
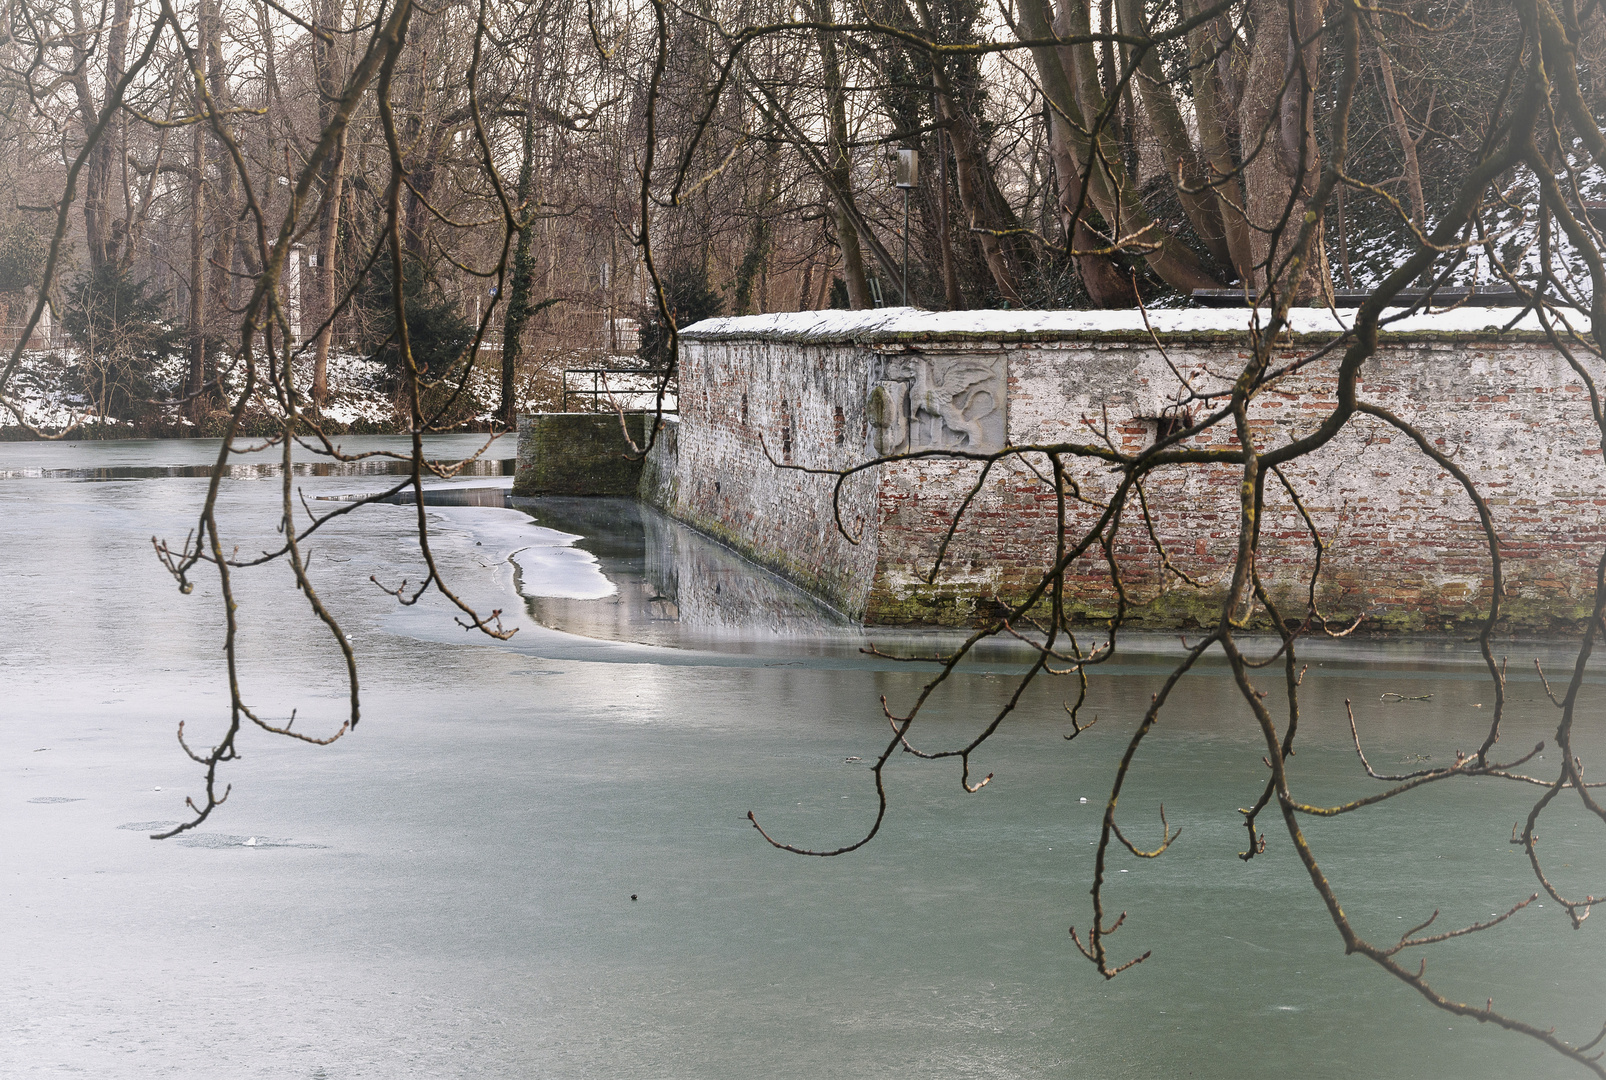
[643,307,1606,632]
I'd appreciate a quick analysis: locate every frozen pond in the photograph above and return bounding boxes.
[3,436,1604,1078]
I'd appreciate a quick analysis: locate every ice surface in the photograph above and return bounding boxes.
[6,437,1603,1080]
[426,503,618,601]
[507,543,617,601]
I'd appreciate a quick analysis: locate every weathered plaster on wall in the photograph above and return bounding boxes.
[671,310,1603,631]
[655,336,882,618]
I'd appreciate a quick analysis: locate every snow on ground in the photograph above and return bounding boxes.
[561,363,678,413]
[0,345,526,433]
[1,348,96,430]
[313,351,397,427]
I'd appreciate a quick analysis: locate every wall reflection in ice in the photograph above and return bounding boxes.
[511,496,853,648]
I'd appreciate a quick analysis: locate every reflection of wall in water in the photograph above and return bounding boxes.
[512,497,651,643]
[641,510,845,636]
[514,496,845,643]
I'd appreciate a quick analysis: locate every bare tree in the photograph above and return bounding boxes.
[2,0,1604,1072]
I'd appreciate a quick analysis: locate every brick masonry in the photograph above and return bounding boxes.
[648,309,1606,632]
[645,336,882,617]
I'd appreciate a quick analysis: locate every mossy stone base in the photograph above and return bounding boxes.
[514,412,651,497]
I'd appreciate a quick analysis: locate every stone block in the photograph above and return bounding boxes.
[514,412,655,497]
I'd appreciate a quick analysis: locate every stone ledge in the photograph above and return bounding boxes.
[679,306,1587,346]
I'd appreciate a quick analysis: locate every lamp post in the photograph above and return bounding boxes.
[895,148,918,306]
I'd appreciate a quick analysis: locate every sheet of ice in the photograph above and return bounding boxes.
[5,436,1604,1080]
[507,544,616,600]
[0,431,511,471]
[428,503,617,601]
[681,304,1590,341]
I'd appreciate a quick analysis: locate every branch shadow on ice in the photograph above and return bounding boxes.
[117,822,326,849]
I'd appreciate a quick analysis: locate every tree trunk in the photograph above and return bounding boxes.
[814,229,835,310]
[186,48,206,424]
[500,93,541,430]
[935,124,962,310]
[796,253,815,311]
[70,0,129,270]
[204,0,236,375]
[734,149,776,315]
[1180,0,1254,281]
[1238,0,1330,301]
[931,85,1023,305]
[911,0,1026,304]
[399,24,438,261]
[311,0,348,413]
[932,78,1038,304]
[814,0,872,308]
[1044,104,1137,306]
[1114,0,1230,266]
[1015,0,1224,295]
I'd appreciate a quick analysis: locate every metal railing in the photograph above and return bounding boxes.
[561,366,676,413]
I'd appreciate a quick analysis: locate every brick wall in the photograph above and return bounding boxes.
[672,312,1605,632]
[655,336,881,618]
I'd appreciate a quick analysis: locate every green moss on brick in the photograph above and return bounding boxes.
[514,413,653,497]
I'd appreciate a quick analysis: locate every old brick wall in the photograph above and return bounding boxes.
[677,311,1606,632]
[867,338,1605,631]
[660,336,882,618]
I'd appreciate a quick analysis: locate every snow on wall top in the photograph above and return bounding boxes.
[678,305,1590,344]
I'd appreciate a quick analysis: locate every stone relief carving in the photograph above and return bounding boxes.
[868,352,1006,455]
[866,380,908,454]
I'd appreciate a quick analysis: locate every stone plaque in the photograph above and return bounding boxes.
[866,380,908,454]
[870,352,1006,455]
